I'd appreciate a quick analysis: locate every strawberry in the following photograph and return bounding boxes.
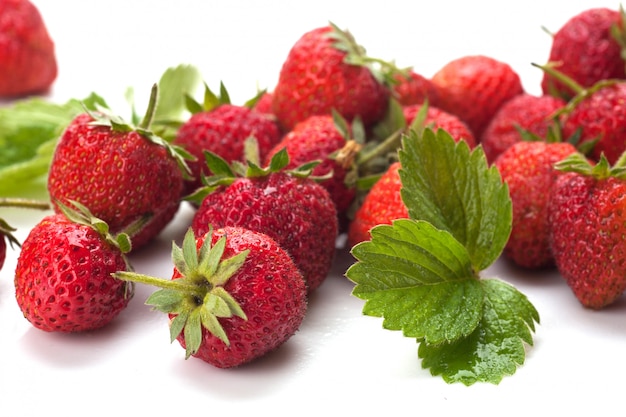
[271,23,390,131]
[402,104,477,148]
[431,55,524,138]
[547,152,626,309]
[560,80,626,165]
[347,161,407,247]
[0,0,57,98]
[115,227,307,368]
[14,201,134,332]
[47,86,190,250]
[189,150,338,293]
[173,83,282,195]
[481,93,566,163]
[392,70,441,107]
[494,140,577,269]
[541,7,626,100]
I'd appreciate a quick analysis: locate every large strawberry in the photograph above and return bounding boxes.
[47,86,190,250]
[0,0,57,97]
[430,55,524,138]
[541,7,626,100]
[271,23,390,132]
[481,93,566,163]
[494,140,577,269]
[189,150,338,294]
[14,201,134,332]
[548,152,626,309]
[173,83,282,195]
[115,227,307,368]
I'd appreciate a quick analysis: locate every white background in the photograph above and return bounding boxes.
[1,1,624,416]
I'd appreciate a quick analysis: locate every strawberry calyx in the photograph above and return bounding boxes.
[86,84,195,180]
[0,218,20,249]
[554,150,626,180]
[184,81,231,114]
[114,228,248,358]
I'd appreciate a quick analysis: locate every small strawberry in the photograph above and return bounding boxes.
[347,161,407,247]
[47,85,190,250]
[392,70,441,107]
[541,7,626,100]
[173,83,282,195]
[431,55,524,138]
[494,140,577,269]
[271,23,391,131]
[0,0,57,98]
[481,93,566,163]
[548,152,626,309]
[115,227,307,368]
[189,149,338,293]
[14,200,134,332]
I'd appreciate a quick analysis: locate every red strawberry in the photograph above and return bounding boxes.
[271,23,390,131]
[347,161,407,247]
[481,93,566,163]
[541,7,626,100]
[0,0,57,97]
[431,55,524,138]
[14,201,134,332]
[548,152,626,309]
[494,140,577,269]
[115,227,307,368]
[403,104,477,148]
[392,70,441,107]
[560,80,626,165]
[47,87,189,250]
[173,84,282,194]
[190,150,338,294]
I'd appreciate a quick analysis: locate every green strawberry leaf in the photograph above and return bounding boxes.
[419,279,539,386]
[347,219,483,345]
[398,128,512,271]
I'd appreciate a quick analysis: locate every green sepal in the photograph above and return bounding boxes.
[0,218,21,248]
[555,151,626,180]
[185,81,231,114]
[419,279,540,386]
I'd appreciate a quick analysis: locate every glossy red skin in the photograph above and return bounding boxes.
[191,172,338,293]
[402,104,477,148]
[47,113,184,250]
[561,82,626,165]
[174,104,282,194]
[548,172,626,309]
[494,141,577,269]
[271,26,389,132]
[171,227,307,368]
[0,234,6,271]
[482,94,566,163]
[431,55,524,139]
[14,214,132,332]
[264,115,355,214]
[541,7,625,100]
[0,0,57,97]
[348,162,408,247]
[392,70,441,107]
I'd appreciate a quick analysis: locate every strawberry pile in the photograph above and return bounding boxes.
[2,3,626,381]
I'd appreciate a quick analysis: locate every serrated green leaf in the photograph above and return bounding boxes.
[419,279,540,385]
[398,128,512,271]
[154,64,202,122]
[347,219,482,344]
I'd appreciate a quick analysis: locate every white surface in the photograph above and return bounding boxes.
[1,1,624,415]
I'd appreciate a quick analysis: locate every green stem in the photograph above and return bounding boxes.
[531,62,584,95]
[356,129,403,167]
[114,271,201,294]
[0,198,51,210]
[139,83,158,130]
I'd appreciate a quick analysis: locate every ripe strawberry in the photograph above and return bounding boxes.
[481,93,566,163]
[548,152,626,309]
[14,201,134,332]
[431,55,524,138]
[494,140,577,269]
[190,150,338,293]
[173,83,282,195]
[271,23,390,131]
[47,86,189,250]
[392,70,441,107]
[541,7,626,100]
[403,104,477,148]
[560,80,626,165]
[347,161,407,247]
[0,0,57,97]
[115,227,307,368]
